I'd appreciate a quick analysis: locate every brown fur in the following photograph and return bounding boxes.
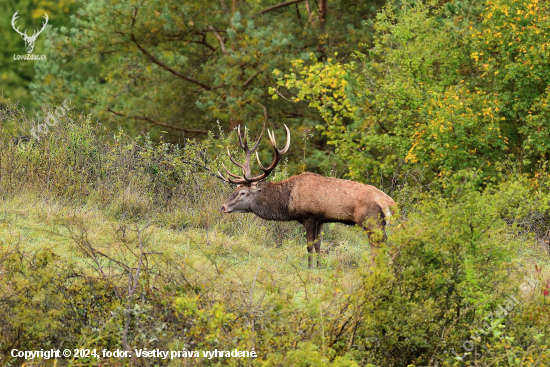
[221,172,396,268]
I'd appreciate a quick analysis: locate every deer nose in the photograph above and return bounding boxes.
[220,205,227,213]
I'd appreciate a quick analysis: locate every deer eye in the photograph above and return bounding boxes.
[240,191,246,196]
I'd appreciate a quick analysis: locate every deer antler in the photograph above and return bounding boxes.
[253,125,290,180]
[217,121,290,185]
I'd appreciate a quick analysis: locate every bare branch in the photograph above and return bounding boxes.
[273,87,294,102]
[295,3,304,28]
[304,0,314,23]
[256,101,268,123]
[123,222,150,351]
[208,25,227,55]
[243,70,262,88]
[254,0,306,16]
[199,28,228,33]
[130,8,216,90]
[129,224,148,297]
[108,108,208,134]
[219,0,229,13]
[169,34,217,52]
[131,34,215,90]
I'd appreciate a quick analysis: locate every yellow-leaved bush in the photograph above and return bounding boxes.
[274,0,550,187]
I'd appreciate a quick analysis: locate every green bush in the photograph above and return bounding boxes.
[340,178,550,365]
[276,0,550,188]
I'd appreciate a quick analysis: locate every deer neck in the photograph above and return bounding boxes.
[250,181,292,221]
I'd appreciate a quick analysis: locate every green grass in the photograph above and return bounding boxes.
[0,191,371,307]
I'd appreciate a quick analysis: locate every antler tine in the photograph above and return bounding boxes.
[267,129,274,145]
[279,124,291,154]
[267,124,290,153]
[237,122,266,180]
[223,146,250,184]
[222,162,243,179]
[226,146,246,171]
[249,120,266,153]
[255,151,268,171]
[216,171,248,184]
[216,171,231,183]
[247,124,291,182]
[217,163,249,184]
[236,125,248,150]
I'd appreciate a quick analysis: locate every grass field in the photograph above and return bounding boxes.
[0,191,369,304]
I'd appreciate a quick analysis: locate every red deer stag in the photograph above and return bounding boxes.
[218,123,396,268]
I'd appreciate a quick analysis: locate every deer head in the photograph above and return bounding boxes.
[12,11,49,54]
[218,122,290,213]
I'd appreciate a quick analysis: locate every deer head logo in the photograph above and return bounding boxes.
[12,11,49,54]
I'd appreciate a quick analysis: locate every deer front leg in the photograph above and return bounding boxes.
[304,220,319,269]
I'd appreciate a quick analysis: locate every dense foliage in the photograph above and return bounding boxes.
[278,0,550,185]
[22,0,384,147]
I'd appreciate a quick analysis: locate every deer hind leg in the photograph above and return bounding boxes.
[304,220,321,269]
[315,223,324,267]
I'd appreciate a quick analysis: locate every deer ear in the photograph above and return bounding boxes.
[251,182,261,193]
